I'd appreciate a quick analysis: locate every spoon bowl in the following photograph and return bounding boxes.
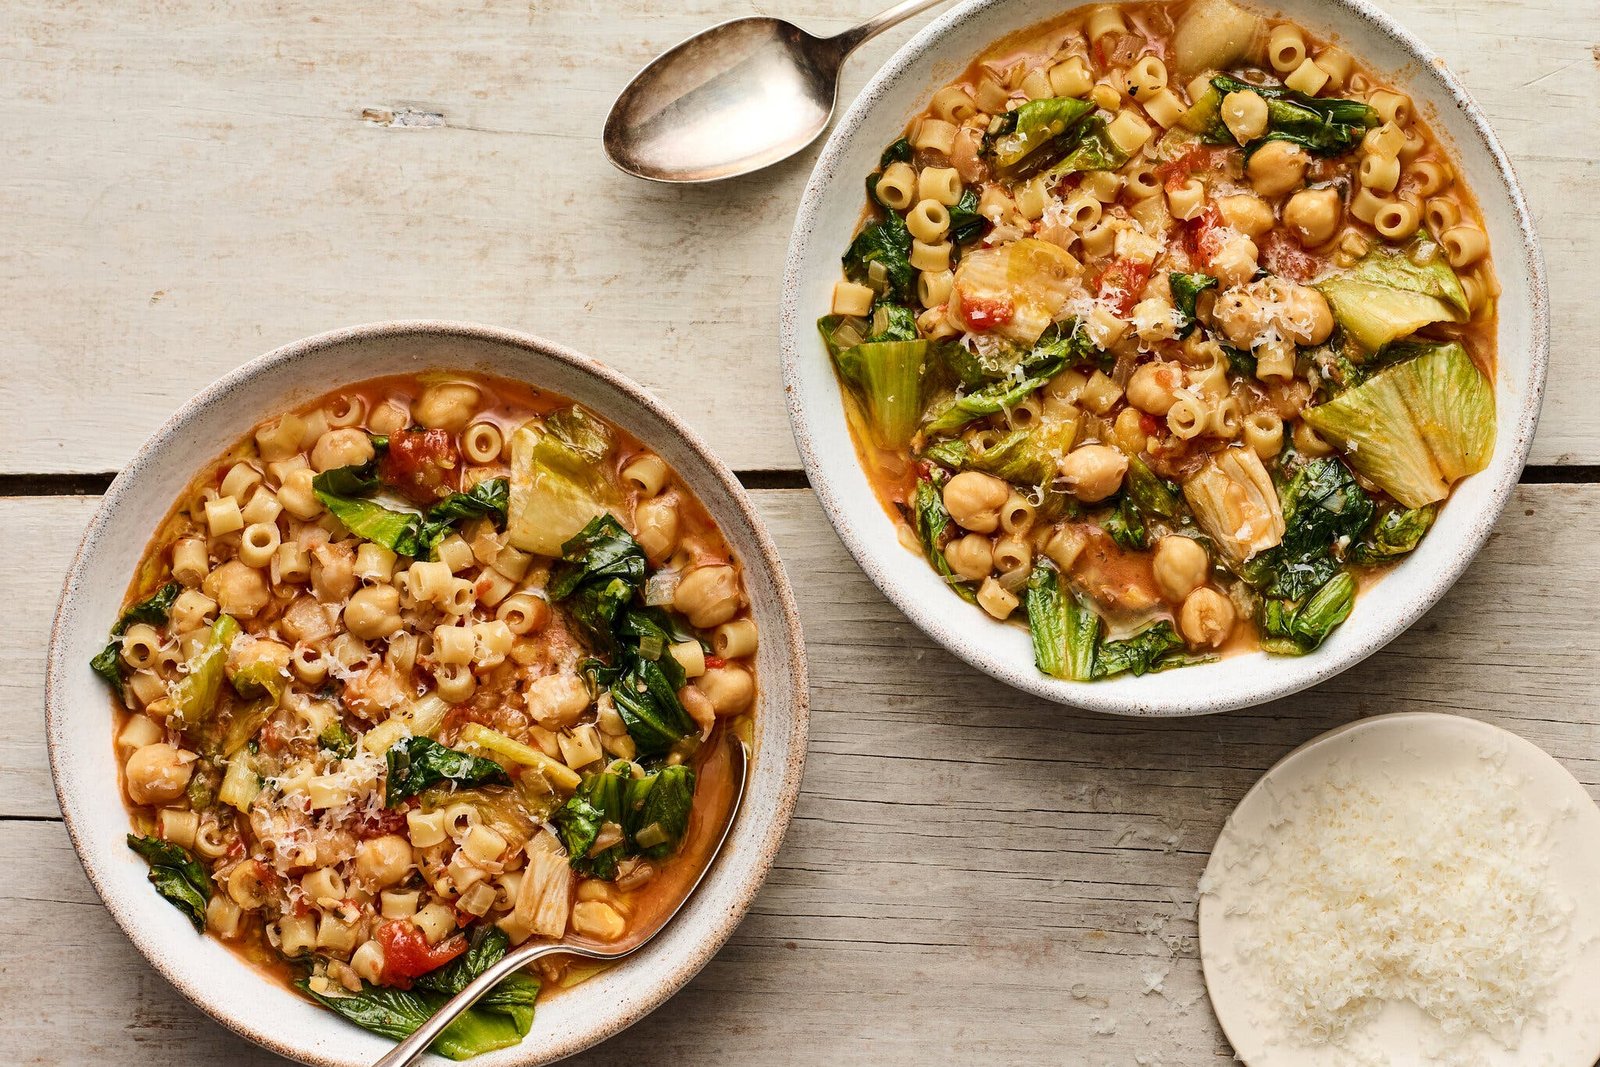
[603,0,949,183]
[605,18,844,183]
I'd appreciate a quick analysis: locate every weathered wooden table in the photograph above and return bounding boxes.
[3,1,1597,1062]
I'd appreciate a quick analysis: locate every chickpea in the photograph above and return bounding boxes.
[227,636,291,693]
[1283,187,1342,247]
[1179,587,1237,648]
[698,665,755,716]
[941,471,1009,534]
[1283,285,1335,345]
[310,428,375,473]
[203,560,270,619]
[525,672,590,728]
[679,684,716,738]
[1246,140,1309,199]
[1215,194,1274,238]
[944,534,995,582]
[412,382,481,433]
[634,496,679,564]
[1209,235,1260,288]
[571,900,627,941]
[355,834,414,889]
[673,564,741,629]
[1059,445,1127,504]
[1126,361,1183,416]
[1153,536,1210,602]
[1212,289,1263,348]
[345,585,403,640]
[125,743,195,806]
[1220,90,1268,144]
[311,542,356,604]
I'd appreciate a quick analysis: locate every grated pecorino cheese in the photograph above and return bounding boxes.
[1201,766,1573,1051]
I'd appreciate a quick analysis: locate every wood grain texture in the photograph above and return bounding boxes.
[1,0,1597,475]
[5,484,1598,1063]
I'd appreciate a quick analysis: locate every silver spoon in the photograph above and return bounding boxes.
[603,0,951,183]
[373,737,749,1067]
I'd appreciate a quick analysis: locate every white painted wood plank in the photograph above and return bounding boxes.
[4,485,1598,1062]
[1,0,1596,475]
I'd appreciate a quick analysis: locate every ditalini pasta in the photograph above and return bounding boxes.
[818,0,1497,680]
[95,372,756,1058]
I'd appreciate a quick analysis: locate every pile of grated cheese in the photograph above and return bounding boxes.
[1202,763,1575,1051]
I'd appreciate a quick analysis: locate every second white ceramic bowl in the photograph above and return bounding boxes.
[780,0,1547,716]
[47,322,809,1065]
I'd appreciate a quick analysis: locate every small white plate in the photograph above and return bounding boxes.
[1199,712,1600,1066]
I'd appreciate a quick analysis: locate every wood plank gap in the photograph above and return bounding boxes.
[1521,465,1600,484]
[0,473,116,496]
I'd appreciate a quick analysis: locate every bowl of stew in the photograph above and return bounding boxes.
[46,321,809,1065]
[779,0,1546,715]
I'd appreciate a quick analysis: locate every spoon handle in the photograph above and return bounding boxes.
[827,0,950,59]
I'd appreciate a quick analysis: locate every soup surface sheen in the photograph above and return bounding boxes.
[819,0,1497,681]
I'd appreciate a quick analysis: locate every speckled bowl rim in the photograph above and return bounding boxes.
[779,0,1548,717]
[45,320,810,1065]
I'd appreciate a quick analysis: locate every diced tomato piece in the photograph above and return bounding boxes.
[375,920,469,988]
[1096,258,1153,318]
[958,294,1014,332]
[1259,230,1320,283]
[1156,145,1224,192]
[1184,204,1226,267]
[1139,412,1161,436]
[378,427,461,504]
[704,655,727,670]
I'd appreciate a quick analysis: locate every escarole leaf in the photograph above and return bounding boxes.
[313,464,479,561]
[549,514,647,654]
[1259,571,1357,655]
[554,763,628,877]
[923,358,1065,436]
[172,614,242,726]
[1093,622,1205,679]
[609,657,695,756]
[1039,115,1131,181]
[941,318,1094,387]
[127,834,211,931]
[1303,340,1494,509]
[507,406,620,557]
[909,475,978,604]
[550,515,646,601]
[1169,272,1218,338]
[949,187,989,247]
[314,459,382,497]
[1026,560,1098,682]
[923,430,1056,487]
[880,137,912,167]
[92,582,183,698]
[1314,232,1470,353]
[1210,74,1378,157]
[427,478,510,529]
[625,763,696,858]
[1242,458,1374,600]
[1351,503,1437,564]
[833,339,931,448]
[413,928,542,1039]
[864,302,920,343]
[985,97,1096,174]
[385,737,509,806]
[843,208,915,303]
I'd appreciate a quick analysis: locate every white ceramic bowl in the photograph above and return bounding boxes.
[46,322,810,1066]
[780,0,1547,716]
